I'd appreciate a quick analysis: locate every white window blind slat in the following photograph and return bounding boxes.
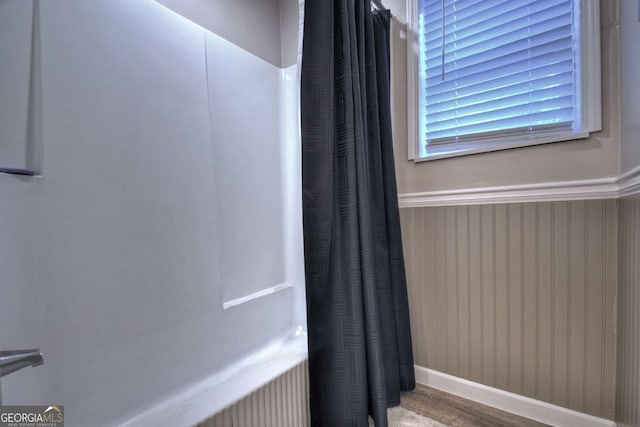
[426,105,575,141]
[425,40,572,90]
[426,76,575,122]
[425,63,574,108]
[424,26,573,80]
[423,4,572,53]
[424,55,574,111]
[422,0,569,40]
[421,0,509,28]
[426,91,574,131]
[418,0,576,145]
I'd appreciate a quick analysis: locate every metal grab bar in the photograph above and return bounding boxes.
[0,349,44,378]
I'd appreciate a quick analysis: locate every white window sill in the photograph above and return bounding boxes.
[414,131,590,163]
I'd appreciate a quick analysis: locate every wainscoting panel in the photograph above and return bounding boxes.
[400,200,618,419]
[616,195,640,427]
[195,360,309,427]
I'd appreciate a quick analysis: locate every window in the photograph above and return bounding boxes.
[406,0,601,161]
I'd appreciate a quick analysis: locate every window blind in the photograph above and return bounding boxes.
[418,0,576,145]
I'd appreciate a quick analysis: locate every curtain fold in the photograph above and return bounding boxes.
[300,2,415,426]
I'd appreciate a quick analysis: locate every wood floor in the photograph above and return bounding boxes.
[400,385,549,427]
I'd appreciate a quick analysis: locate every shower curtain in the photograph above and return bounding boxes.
[300,1,415,426]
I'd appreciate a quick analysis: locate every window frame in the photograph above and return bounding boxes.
[405,0,602,162]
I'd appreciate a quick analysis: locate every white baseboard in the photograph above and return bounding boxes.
[414,366,616,427]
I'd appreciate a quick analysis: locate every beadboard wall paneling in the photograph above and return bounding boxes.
[616,195,640,427]
[195,360,309,427]
[400,200,618,419]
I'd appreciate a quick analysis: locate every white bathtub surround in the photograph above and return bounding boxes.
[0,1,304,426]
[196,358,309,427]
[117,335,308,427]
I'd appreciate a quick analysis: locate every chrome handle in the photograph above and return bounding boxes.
[0,349,44,378]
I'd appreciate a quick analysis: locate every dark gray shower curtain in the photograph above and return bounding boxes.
[300,1,415,426]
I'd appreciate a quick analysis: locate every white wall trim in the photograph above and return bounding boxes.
[415,366,617,427]
[222,282,294,310]
[399,177,619,208]
[617,164,640,198]
[399,165,640,207]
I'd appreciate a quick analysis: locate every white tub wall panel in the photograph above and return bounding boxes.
[0,0,34,170]
[205,32,287,304]
[0,178,46,405]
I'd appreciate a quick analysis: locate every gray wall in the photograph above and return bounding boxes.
[387,0,620,194]
[391,0,629,420]
[279,0,300,68]
[400,200,618,419]
[617,195,640,427]
[615,1,640,425]
[0,0,301,425]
